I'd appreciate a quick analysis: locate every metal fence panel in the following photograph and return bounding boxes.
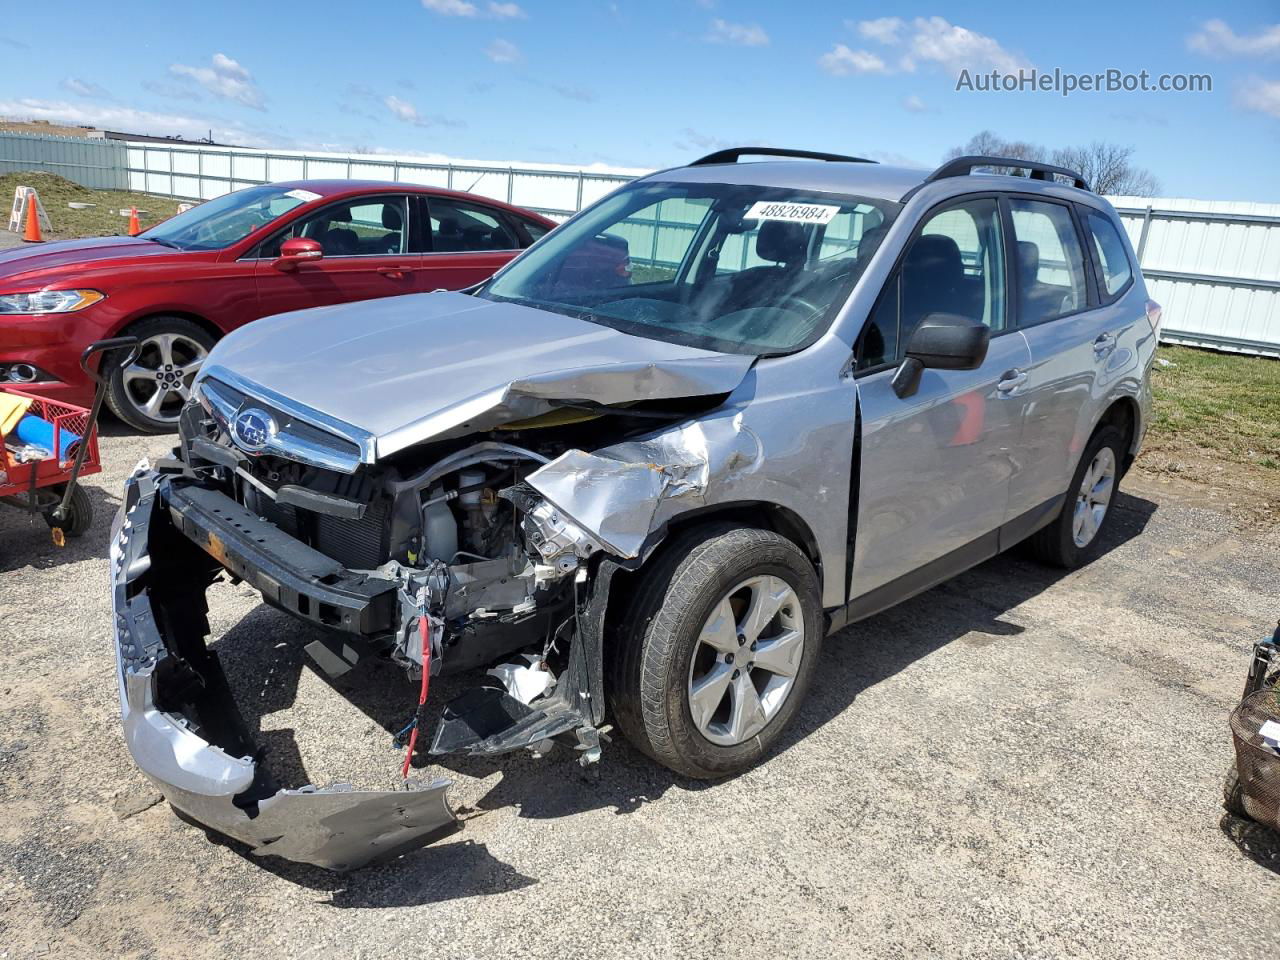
[1112,196,1280,357]
[0,131,127,190]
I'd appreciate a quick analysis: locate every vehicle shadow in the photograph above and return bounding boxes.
[0,480,122,574]
[1220,812,1280,876]
[207,489,1157,899]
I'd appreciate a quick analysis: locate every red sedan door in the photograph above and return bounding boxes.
[254,194,420,318]
[416,195,528,291]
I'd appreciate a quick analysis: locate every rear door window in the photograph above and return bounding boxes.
[1082,209,1134,300]
[428,198,520,252]
[1008,198,1090,326]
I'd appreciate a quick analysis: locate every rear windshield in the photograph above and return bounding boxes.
[479,180,898,356]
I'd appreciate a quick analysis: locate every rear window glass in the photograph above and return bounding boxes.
[1083,210,1134,298]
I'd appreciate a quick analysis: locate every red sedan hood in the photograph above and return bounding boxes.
[0,235,178,280]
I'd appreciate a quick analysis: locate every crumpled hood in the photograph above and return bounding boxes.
[199,292,754,457]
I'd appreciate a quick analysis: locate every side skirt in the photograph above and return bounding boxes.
[827,493,1065,634]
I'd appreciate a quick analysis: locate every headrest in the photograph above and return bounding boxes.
[858,225,888,259]
[755,220,808,265]
[903,234,963,288]
[329,207,351,223]
[382,204,403,230]
[1017,241,1039,282]
[438,217,461,236]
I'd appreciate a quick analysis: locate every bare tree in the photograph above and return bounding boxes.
[1050,142,1161,196]
[945,131,1160,196]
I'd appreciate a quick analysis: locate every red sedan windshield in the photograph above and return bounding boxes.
[141,185,315,251]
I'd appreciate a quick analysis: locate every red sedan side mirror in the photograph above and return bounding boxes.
[273,237,324,272]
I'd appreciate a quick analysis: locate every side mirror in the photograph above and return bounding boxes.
[272,236,323,272]
[891,313,991,398]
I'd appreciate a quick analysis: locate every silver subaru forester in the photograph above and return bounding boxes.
[110,148,1158,869]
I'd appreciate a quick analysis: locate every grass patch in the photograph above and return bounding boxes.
[1,171,184,240]
[1148,345,1280,472]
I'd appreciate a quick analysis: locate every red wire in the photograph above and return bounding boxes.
[400,612,431,781]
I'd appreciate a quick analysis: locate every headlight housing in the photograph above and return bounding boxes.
[0,289,106,315]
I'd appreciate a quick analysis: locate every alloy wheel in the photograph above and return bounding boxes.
[686,575,805,747]
[120,332,208,425]
[1072,446,1116,548]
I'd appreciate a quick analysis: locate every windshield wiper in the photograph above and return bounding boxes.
[145,237,183,250]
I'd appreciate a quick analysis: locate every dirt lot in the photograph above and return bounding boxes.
[0,415,1277,960]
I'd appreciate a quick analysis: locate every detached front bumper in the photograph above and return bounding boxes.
[109,466,456,871]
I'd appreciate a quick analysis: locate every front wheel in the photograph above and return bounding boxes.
[43,484,92,538]
[608,526,823,779]
[105,316,214,433]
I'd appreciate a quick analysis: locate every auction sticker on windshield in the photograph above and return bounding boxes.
[745,200,840,225]
[285,189,322,203]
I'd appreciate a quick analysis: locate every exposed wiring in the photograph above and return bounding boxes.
[400,588,433,783]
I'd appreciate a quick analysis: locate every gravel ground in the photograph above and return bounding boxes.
[2,423,1279,960]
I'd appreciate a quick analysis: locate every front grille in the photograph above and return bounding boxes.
[311,497,389,570]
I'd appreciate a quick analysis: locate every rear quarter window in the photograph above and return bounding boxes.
[1082,210,1135,300]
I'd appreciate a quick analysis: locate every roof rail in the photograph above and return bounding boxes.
[927,155,1090,191]
[690,146,877,166]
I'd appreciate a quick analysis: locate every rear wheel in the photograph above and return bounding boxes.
[1026,426,1126,568]
[106,316,214,433]
[608,526,823,779]
[43,484,92,538]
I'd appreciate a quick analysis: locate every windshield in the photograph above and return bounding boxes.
[141,185,316,251]
[479,180,897,355]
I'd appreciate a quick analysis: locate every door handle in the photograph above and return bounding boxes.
[996,369,1027,394]
[377,266,415,278]
[1093,332,1117,357]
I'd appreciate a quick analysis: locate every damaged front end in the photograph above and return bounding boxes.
[109,360,738,870]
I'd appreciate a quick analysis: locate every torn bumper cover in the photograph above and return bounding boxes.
[110,467,456,871]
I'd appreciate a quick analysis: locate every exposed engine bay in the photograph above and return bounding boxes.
[108,372,735,870]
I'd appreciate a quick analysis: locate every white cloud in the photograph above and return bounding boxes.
[906,17,1026,75]
[856,17,904,45]
[0,97,271,144]
[169,53,265,110]
[384,95,422,124]
[60,77,110,98]
[1189,19,1280,58]
[422,0,477,14]
[902,94,926,112]
[822,17,1026,78]
[487,2,526,18]
[818,45,887,76]
[485,38,523,63]
[1238,76,1280,118]
[707,18,769,47]
[420,0,526,18]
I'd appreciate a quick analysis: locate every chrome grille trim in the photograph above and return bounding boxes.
[196,364,374,474]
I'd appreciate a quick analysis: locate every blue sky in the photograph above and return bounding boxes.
[1,1,1277,199]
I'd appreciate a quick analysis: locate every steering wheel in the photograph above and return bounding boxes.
[775,294,823,319]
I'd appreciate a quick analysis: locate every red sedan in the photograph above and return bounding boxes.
[0,181,556,431]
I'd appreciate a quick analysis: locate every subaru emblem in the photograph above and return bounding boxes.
[233,408,275,452]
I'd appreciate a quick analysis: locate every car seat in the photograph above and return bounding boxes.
[379,204,403,254]
[899,234,965,343]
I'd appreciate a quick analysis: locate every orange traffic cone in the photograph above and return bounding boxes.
[127,207,141,236]
[22,196,43,243]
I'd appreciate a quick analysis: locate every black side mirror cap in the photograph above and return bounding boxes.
[892,313,991,398]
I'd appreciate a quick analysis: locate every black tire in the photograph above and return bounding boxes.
[43,484,92,538]
[1026,425,1126,568]
[1224,761,1249,818]
[105,316,215,433]
[608,525,823,780]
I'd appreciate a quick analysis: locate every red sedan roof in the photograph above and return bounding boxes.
[267,180,555,224]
